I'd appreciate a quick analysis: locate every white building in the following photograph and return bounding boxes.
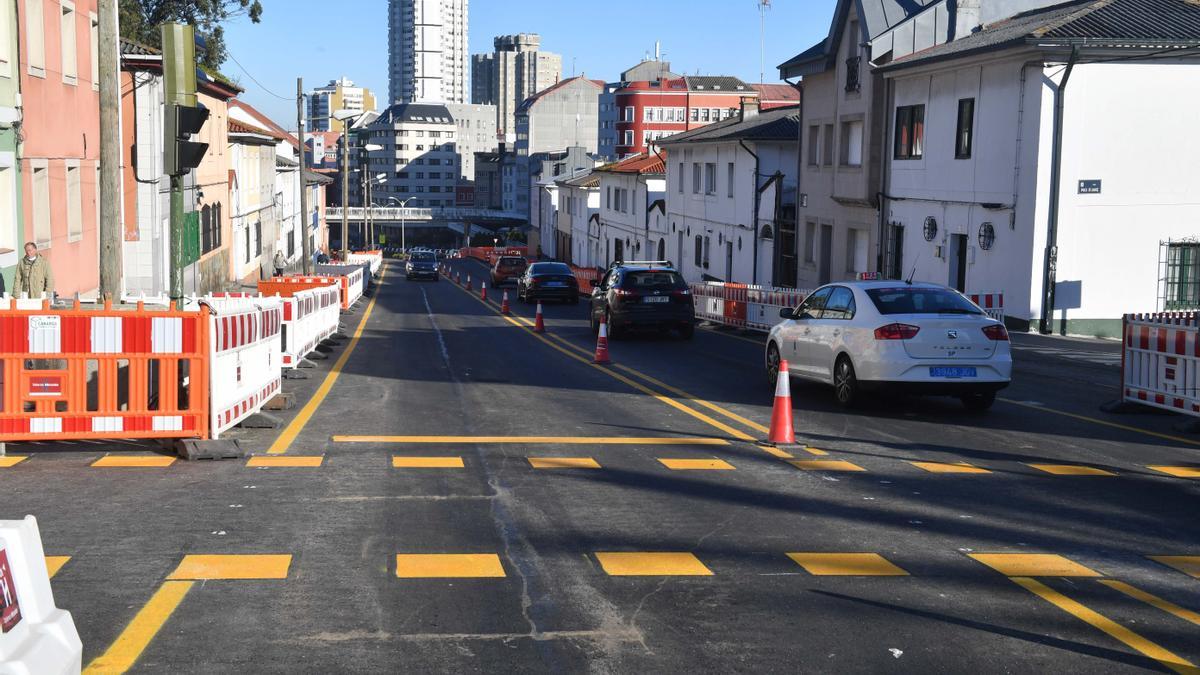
[530,172,560,259]
[444,102,498,183]
[362,102,459,209]
[510,77,603,218]
[228,119,279,283]
[388,0,468,104]
[658,102,800,285]
[308,78,377,133]
[873,0,1200,336]
[593,153,668,269]
[555,171,600,267]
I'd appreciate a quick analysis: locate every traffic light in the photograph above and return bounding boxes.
[164,102,209,176]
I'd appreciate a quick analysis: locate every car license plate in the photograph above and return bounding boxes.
[644,296,669,303]
[545,282,565,287]
[930,366,977,378]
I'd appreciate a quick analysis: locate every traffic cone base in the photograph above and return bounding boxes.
[533,302,546,333]
[481,282,488,301]
[763,359,797,446]
[466,275,473,291]
[501,291,511,315]
[593,315,612,364]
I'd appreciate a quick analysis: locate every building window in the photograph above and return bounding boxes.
[845,228,868,273]
[643,107,653,122]
[624,106,634,122]
[955,98,975,159]
[823,124,834,166]
[727,162,735,198]
[704,163,716,195]
[60,1,77,84]
[694,235,703,267]
[692,163,701,194]
[894,104,925,160]
[254,221,262,257]
[700,108,710,122]
[690,108,699,122]
[623,130,633,146]
[66,164,82,241]
[32,164,50,246]
[678,163,684,193]
[1165,242,1200,309]
[25,0,45,76]
[840,120,863,167]
[807,126,820,166]
[89,13,98,88]
[606,186,611,209]
[804,221,817,263]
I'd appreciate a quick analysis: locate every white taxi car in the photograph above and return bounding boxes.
[765,281,1012,411]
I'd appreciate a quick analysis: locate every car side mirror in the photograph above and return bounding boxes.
[779,307,796,319]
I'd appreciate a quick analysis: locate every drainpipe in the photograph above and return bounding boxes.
[878,75,894,277]
[785,76,803,288]
[1038,47,1079,335]
[739,139,761,285]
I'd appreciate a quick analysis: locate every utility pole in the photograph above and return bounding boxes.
[297,78,312,273]
[340,131,349,262]
[97,0,121,299]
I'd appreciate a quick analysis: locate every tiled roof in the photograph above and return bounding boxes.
[229,98,298,146]
[559,172,601,188]
[882,0,1200,70]
[684,76,754,92]
[374,103,455,125]
[594,152,666,175]
[120,38,160,56]
[750,83,801,101]
[229,119,287,140]
[657,106,800,146]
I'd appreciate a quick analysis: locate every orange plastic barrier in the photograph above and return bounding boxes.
[570,266,601,295]
[261,276,349,309]
[723,283,748,323]
[0,297,210,441]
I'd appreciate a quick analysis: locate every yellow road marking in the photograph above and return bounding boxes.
[1028,463,1116,476]
[788,459,867,472]
[594,552,714,576]
[657,458,735,470]
[167,554,292,580]
[910,461,991,474]
[91,455,176,468]
[395,554,506,578]
[1149,466,1200,479]
[84,580,194,675]
[45,556,70,579]
[247,455,324,467]
[786,552,908,576]
[528,457,601,469]
[266,268,385,454]
[757,445,794,458]
[1000,397,1200,448]
[392,456,465,468]
[337,435,728,445]
[804,446,830,456]
[1099,580,1200,627]
[1150,556,1200,579]
[0,456,28,467]
[969,553,1101,577]
[448,277,760,443]
[1010,577,1198,674]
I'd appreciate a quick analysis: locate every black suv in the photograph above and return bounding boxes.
[589,261,694,339]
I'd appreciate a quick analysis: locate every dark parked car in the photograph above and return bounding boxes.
[405,251,439,281]
[491,256,528,286]
[518,262,579,304]
[589,261,694,339]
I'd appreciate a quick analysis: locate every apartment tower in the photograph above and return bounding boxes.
[388,0,468,104]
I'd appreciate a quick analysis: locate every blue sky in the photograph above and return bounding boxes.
[222,0,834,126]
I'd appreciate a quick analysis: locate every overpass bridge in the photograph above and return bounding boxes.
[326,206,529,248]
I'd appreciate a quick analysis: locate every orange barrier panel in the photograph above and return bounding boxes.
[0,297,210,441]
[724,283,748,323]
[570,266,601,295]
[261,276,349,309]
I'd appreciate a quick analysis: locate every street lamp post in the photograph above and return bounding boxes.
[386,197,415,252]
[332,109,364,262]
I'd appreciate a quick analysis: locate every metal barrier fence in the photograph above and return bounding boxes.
[275,284,341,368]
[206,295,283,439]
[348,250,383,277]
[316,264,368,304]
[1121,311,1200,416]
[690,282,810,332]
[968,292,1005,323]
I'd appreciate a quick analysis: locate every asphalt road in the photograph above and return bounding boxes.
[4,257,1200,674]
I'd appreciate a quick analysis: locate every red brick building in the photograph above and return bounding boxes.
[613,76,761,158]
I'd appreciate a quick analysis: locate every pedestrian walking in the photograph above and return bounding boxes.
[273,250,287,278]
[13,242,53,299]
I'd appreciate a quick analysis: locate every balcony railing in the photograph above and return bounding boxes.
[845,56,862,93]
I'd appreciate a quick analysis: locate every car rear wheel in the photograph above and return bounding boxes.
[833,356,859,408]
[961,392,996,412]
[766,342,782,387]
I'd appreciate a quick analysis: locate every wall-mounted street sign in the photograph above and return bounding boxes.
[1078,179,1102,194]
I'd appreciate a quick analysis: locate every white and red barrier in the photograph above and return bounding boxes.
[315,264,366,307]
[968,292,1005,323]
[0,516,82,673]
[348,251,383,277]
[1121,312,1200,416]
[690,282,810,332]
[279,284,341,368]
[205,295,283,439]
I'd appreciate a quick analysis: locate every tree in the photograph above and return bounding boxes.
[119,0,263,70]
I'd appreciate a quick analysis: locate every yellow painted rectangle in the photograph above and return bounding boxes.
[528,457,601,469]
[657,458,735,471]
[1148,466,1200,479]
[45,556,70,579]
[392,456,465,468]
[786,553,908,576]
[1149,556,1200,579]
[92,455,177,468]
[758,446,794,459]
[0,456,28,467]
[338,435,729,445]
[83,580,194,675]
[910,461,991,474]
[395,554,506,578]
[167,554,292,580]
[969,553,1101,577]
[594,552,714,576]
[1028,464,1116,476]
[247,455,324,467]
[788,459,866,472]
[804,446,830,456]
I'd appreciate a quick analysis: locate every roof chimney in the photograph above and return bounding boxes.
[740,97,759,122]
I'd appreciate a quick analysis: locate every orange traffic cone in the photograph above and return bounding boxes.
[501,291,511,314]
[466,274,473,291]
[481,282,488,301]
[765,360,796,445]
[593,314,612,364]
[455,271,461,285]
[533,302,546,333]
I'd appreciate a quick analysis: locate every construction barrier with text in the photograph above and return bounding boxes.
[690,282,811,332]
[257,280,342,368]
[1120,311,1200,417]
